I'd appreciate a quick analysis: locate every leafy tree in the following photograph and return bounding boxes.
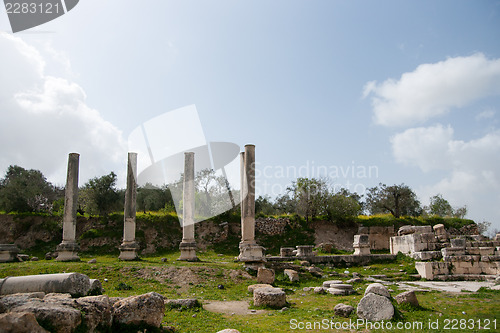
[0,165,60,213]
[137,183,173,213]
[78,172,121,216]
[428,194,453,217]
[452,205,467,219]
[255,195,276,215]
[288,177,328,222]
[274,193,296,215]
[325,190,362,222]
[366,183,422,218]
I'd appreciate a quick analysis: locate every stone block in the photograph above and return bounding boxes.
[284,269,299,282]
[253,287,286,308]
[451,238,466,248]
[257,267,275,284]
[280,247,295,257]
[357,293,394,321]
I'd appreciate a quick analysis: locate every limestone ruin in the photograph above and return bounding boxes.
[55,153,80,262]
[178,152,198,261]
[118,152,140,261]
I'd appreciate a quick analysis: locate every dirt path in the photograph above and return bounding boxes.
[203,300,268,316]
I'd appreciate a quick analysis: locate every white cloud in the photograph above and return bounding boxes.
[392,123,500,225]
[364,53,500,127]
[476,109,496,121]
[0,32,126,186]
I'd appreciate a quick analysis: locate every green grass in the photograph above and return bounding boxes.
[1,251,498,333]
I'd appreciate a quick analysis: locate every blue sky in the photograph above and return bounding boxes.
[1,1,500,231]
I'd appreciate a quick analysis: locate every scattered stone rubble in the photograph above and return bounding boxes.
[0,291,167,333]
[255,217,289,236]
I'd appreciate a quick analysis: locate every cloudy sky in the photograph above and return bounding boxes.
[1,1,499,231]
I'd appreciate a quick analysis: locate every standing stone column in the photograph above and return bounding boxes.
[56,153,80,261]
[119,152,140,260]
[238,144,265,263]
[178,152,198,261]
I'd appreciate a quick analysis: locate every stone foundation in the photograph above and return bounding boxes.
[0,244,20,263]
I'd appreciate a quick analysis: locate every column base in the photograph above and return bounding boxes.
[238,242,266,262]
[178,242,198,261]
[353,246,371,255]
[118,242,140,261]
[55,242,80,262]
[0,244,20,263]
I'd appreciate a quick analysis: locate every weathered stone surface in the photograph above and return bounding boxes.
[113,292,165,328]
[75,295,112,332]
[334,303,354,317]
[357,293,394,321]
[216,330,241,333]
[0,312,49,333]
[307,266,323,277]
[346,277,362,284]
[253,287,286,308]
[257,267,275,284]
[284,269,299,282]
[88,279,103,296]
[327,288,348,296]
[165,298,200,309]
[11,300,82,333]
[364,283,391,298]
[87,259,97,264]
[313,287,326,294]
[0,292,45,310]
[322,280,342,288]
[247,284,273,293]
[394,291,419,307]
[0,273,91,297]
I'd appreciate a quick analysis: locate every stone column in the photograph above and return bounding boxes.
[119,152,140,260]
[56,153,80,261]
[238,144,265,263]
[178,152,198,261]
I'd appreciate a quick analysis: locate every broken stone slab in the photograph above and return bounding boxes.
[0,312,49,333]
[165,298,200,309]
[313,287,326,294]
[247,284,274,293]
[364,283,391,298]
[394,290,419,307]
[327,288,353,296]
[307,266,323,277]
[0,273,91,298]
[333,303,354,317]
[257,267,275,284]
[11,299,83,333]
[253,287,286,308]
[322,280,342,288]
[357,292,394,321]
[113,292,165,328]
[0,292,45,310]
[74,295,113,332]
[284,269,299,282]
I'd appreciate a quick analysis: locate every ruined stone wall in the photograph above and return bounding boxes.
[358,225,395,250]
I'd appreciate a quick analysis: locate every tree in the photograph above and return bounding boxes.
[255,195,276,215]
[366,183,422,218]
[325,189,362,222]
[137,183,173,213]
[428,194,453,217]
[78,172,121,216]
[0,165,60,213]
[288,177,328,222]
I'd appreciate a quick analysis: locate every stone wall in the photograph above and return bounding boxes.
[358,226,395,250]
[255,217,289,236]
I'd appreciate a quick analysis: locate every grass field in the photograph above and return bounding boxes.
[1,251,499,333]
